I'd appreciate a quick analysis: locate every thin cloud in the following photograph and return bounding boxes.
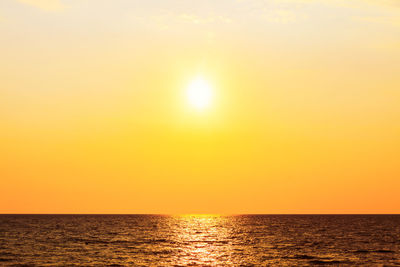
[275,0,400,27]
[355,15,400,27]
[16,0,65,11]
[179,13,233,24]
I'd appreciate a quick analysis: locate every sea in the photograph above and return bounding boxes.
[0,215,399,266]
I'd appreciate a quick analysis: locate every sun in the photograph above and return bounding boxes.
[186,76,213,111]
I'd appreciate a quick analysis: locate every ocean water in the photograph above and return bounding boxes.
[0,215,399,266]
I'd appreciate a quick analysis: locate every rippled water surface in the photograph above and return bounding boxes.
[0,215,399,266]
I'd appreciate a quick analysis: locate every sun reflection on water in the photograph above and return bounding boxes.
[171,215,234,265]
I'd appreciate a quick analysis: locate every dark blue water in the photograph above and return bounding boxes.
[0,215,399,266]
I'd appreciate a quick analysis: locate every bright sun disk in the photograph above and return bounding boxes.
[186,76,213,110]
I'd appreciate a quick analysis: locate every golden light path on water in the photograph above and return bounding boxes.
[172,215,234,265]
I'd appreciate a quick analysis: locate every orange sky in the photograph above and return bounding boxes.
[1,0,400,213]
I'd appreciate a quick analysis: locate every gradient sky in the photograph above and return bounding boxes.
[1,0,399,214]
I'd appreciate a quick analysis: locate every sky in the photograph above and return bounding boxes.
[1,0,399,214]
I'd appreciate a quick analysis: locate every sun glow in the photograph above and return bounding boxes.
[186,76,213,110]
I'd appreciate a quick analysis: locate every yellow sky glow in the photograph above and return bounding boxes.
[1,0,400,214]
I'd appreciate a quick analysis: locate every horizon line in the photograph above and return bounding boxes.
[1,213,399,216]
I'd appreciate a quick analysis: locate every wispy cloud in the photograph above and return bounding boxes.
[345,0,400,28]
[147,10,233,31]
[262,8,307,23]
[270,0,400,27]
[355,15,400,27]
[366,0,400,8]
[15,0,65,11]
[178,13,233,25]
